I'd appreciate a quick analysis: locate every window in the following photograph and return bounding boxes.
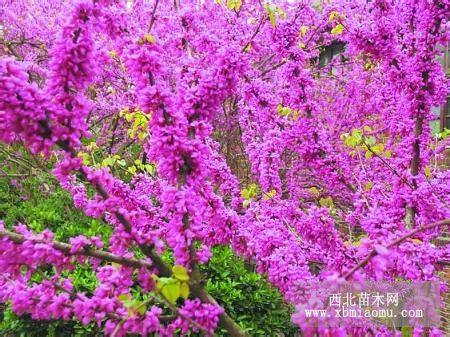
[442,97,450,131]
[440,42,450,131]
[443,41,450,76]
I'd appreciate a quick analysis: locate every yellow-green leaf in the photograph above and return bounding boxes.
[268,10,276,27]
[180,282,190,299]
[331,24,344,35]
[118,294,134,309]
[424,165,431,178]
[144,164,156,175]
[263,189,277,200]
[364,181,374,191]
[241,183,260,200]
[328,11,339,21]
[144,33,156,44]
[78,152,90,165]
[101,157,115,167]
[372,143,384,154]
[135,302,147,315]
[364,60,375,71]
[226,0,242,11]
[299,25,308,36]
[309,187,320,196]
[160,280,181,304]
[319,196,334,209]
[118,294,132,302]
[172,265,189,282]
[277,104,292,117]
[365,136,376,146]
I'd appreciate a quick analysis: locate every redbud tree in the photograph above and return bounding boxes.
[0,0,449,336]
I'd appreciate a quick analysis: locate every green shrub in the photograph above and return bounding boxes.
[202,246,297,336]
[0,171,296,336]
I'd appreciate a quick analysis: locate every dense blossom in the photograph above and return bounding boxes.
[0,0,449,336]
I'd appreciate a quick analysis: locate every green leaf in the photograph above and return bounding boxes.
[263,3,286,28]
[328,11,339,21]
[372,143,384,154]
[117,159,126,167]
[299,25,308,36]
[263,189,276,200]
[226,0,242,11]
[351,129,363,142]
[160,279,181,304]
[241,189,251,199]
[319,196,334,209]
[331,24,344,35]
[345,136,357,147]
[241,183,260,200]
[144,33,156,44]
[101,157,115,167]
[134,301,147,315]
[172,265,189,282]
[144,164,155,174]
[308,187,320,196]
[118,294,133,308]
[78,152,90,165]
[365,150,372,159]
[364,181,374,191]
[156,277,171,289]
[365,136,376,146]
[118,294,132,302]
[180,282,190,299]
[437,128,450,140]
[343,129,364,148]
[268,9,276,27]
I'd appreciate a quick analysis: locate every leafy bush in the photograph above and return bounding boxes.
[202,247,297,336]
[0,173,295,336]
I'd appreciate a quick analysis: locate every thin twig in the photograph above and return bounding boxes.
[148,0,160,32]
[343,219,450,280]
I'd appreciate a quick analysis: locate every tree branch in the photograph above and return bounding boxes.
[0,228,153,270]
[343,218,450,280]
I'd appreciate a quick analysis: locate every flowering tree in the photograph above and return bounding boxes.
[0,0,449,336]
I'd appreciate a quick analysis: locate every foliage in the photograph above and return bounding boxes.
[202,247,297,337]
[0,171,294,336]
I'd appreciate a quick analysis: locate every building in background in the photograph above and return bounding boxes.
[440,42,450,131]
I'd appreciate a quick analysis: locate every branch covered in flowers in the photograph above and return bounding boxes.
[344,218,450,280]
[0,227,152,270]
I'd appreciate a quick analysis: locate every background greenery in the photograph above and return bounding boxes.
[0,147,297,336]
